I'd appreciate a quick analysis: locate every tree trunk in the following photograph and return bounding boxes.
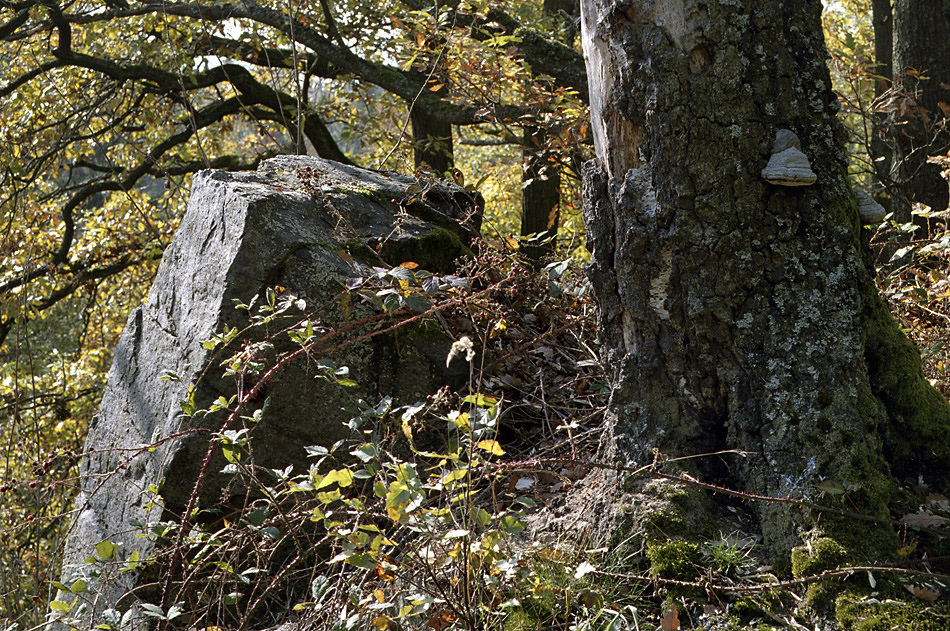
[870,0,893,198]
[518,1,573,263]
[889,0,950,221]
[521,123,562,262]
[410,108,454,176]
[580,0,950,561]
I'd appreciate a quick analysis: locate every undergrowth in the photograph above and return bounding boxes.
[43,231,950,631]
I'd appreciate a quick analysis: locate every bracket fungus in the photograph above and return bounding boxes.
[761,129,817,187]
[856,190,887,225]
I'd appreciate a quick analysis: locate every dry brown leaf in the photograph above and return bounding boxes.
[905,584,941,602]
[927,493,950,512]
[425,609,455,630]
[901,511,950,528]
[660,605,680,631]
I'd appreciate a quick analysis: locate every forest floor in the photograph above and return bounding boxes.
[452,226,950,631]
[85,233,950,631]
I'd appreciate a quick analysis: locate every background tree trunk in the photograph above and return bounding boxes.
[580,0,950,559]
[889,0,950,221]
[518,1,575,263]
[410,108,454,175]
[520,123,562,262]
[870,0,893,198]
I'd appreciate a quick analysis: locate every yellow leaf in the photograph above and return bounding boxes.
[477,440,505,456]
[372,615,390,630]
[489,319,507,339]
[451,412,469,430]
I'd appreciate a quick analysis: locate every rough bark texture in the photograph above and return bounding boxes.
[580,0,950,559]
[890,0,950,218]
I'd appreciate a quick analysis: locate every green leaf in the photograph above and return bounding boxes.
[247,507,269,527]
[316,468,354,490]
[386,266,413,281]
[221,442,242,464]
[382,292,402,313]
[352,444,378,462]
[311,575,330,603]
[305,445,329,458]
[139,603,166,619]
[817,480,846,495]
[260,527,282,540]
[473,508,491,528]
[344,553,377,569]
[50,600,73,612]
[223,592,243,605]
[501,515,525,534]
[442,468,468,484]
[405,294,432,313]
[95,540,117,561]
[317,489,342,504]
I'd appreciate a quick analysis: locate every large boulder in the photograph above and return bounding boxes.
[55,156,481,625]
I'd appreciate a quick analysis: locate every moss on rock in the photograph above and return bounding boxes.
[646,539,701,581]
[792,536,850,608]
[836,593,950,631]
[379,227,472,274]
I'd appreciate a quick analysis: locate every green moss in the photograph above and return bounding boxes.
[345,241,380,266]
[791,537,851,609]
[501,608,544,631]
[646,539,701,581]
[792,537,847,577]
[634,480,715,542]
[814,474,899,561]
[863,288,950,487]
[732,595,781,626]
[836,593,950,631]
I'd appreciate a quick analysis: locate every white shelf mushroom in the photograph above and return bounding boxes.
[856,190,887,224]
[761,129,817,187]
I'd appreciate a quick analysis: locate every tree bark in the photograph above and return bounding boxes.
[580,0,950,560]
[889,0,950,220]
[521,123,562,261]
[410,107,454,175]
[870,0,893,197]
